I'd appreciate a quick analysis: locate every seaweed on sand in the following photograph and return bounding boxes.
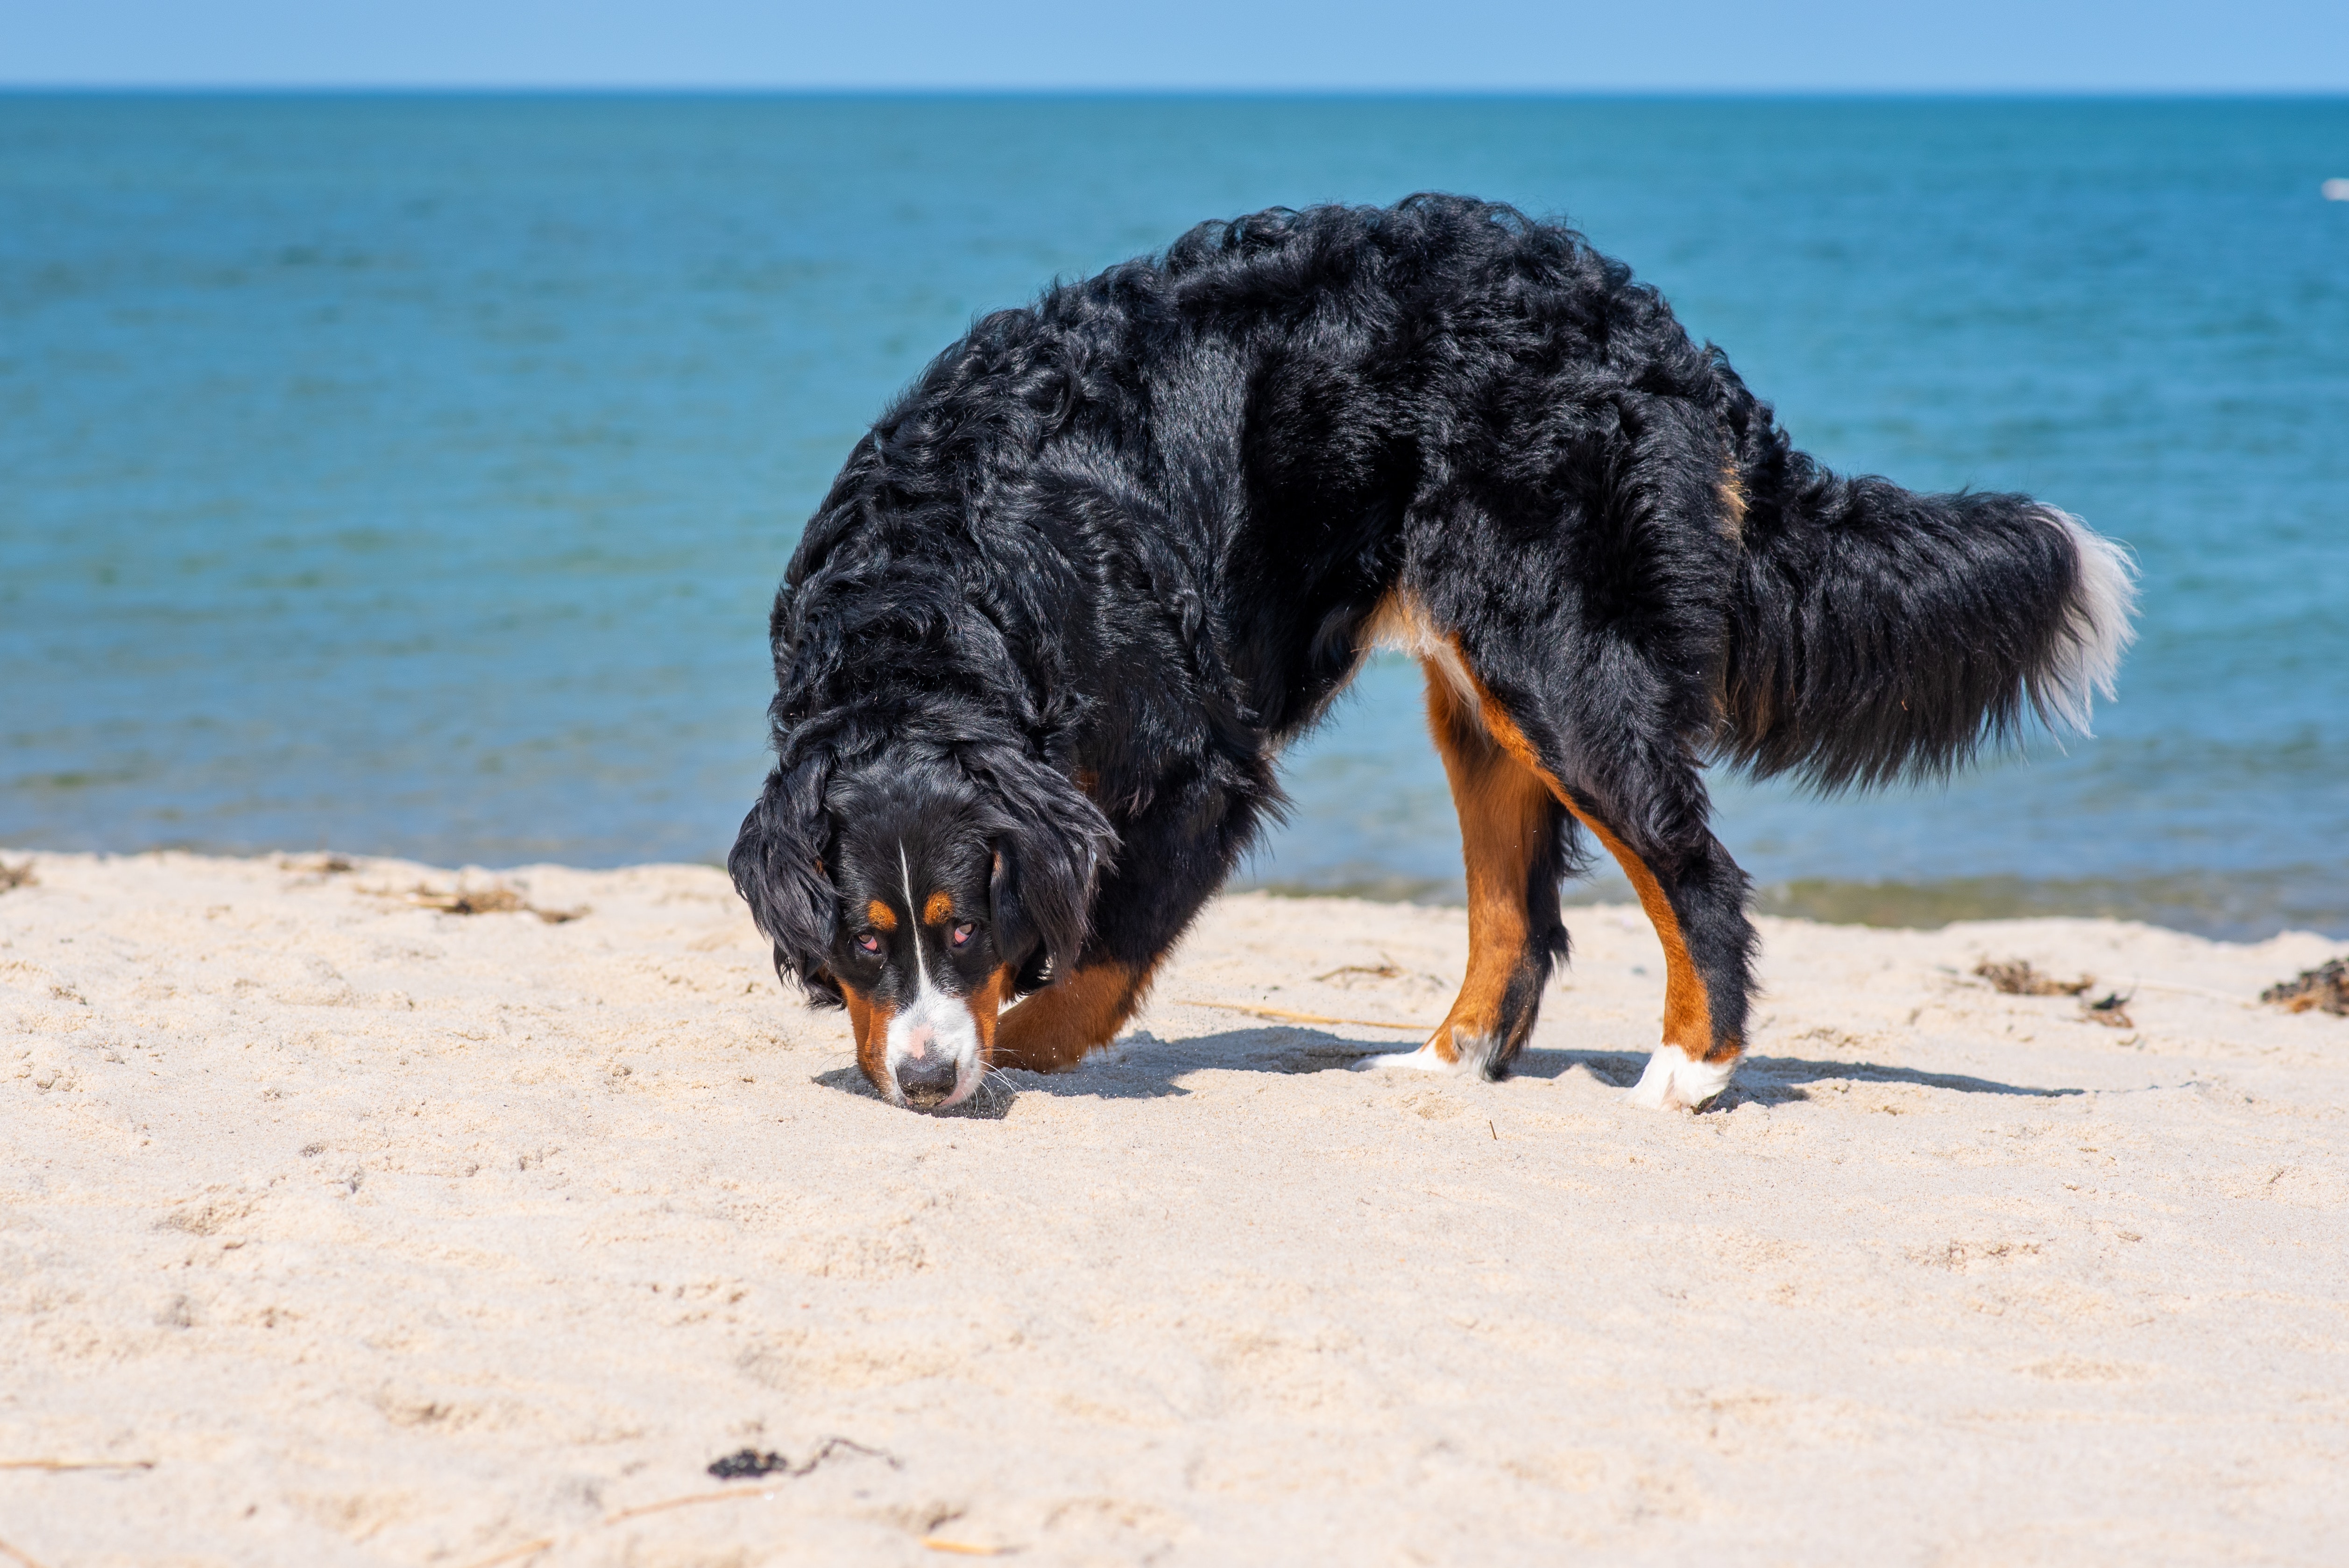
[403,882,587,925]
[2262,958,2349,1017]
[1974,958,2094,996]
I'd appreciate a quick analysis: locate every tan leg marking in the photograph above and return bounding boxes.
[1422,662,1554,1064]
[991,961,1154,1072]
[1455,653,1736,1066]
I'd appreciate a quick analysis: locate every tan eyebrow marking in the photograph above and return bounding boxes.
[865,899,898,932]
[924,890,954,925]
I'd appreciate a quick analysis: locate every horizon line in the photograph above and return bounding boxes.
[6,84,2349,99]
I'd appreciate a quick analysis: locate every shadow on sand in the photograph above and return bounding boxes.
[813,1025,2085,1116]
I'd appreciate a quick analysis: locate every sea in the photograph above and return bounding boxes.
[5,94,2346,939]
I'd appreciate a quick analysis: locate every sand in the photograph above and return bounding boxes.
[3,848,2345,1567]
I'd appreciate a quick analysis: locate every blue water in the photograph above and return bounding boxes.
[6,94,2347,938]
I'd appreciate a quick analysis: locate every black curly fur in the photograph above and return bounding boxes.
[732,194,2127,1078]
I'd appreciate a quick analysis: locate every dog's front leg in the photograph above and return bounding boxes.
[991,961,1154,1072]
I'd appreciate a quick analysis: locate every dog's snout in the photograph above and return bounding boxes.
[880,973,979,1111]
[895,1053,958,1107]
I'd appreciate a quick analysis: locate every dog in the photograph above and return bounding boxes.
[730,195,2136,1112]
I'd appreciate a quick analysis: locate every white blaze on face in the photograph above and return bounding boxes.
[884,844,982,1108]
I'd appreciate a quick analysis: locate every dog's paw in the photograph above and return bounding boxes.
[1355,1041,1472,1074]
[1625,1047,1734,1111]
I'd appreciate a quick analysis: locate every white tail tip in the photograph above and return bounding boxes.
[2034,507,2139,735]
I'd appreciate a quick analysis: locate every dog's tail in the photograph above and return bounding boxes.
[1715,436,2137,792]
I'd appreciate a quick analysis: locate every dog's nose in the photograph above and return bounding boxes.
[895,1053,958,1107]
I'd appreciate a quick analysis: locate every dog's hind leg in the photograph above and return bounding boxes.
[1563,807,1752,1112]
[1367,658,1571,1079]
[1449,658,1755,1111]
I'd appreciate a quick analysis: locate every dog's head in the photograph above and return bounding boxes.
[729,743,1114,1110]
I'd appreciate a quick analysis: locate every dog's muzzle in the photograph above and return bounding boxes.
[884,983,981,1110]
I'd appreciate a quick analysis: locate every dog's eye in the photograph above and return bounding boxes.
[951,921,976,947]
[856,932,882,955]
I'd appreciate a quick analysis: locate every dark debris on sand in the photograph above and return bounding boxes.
[2262,958,2349,1017]
[708,1437,899,1482]
[1974,959,2094,996]
[2079,991,2136,1029]
[0,860,35,893]
[281,854,355,875]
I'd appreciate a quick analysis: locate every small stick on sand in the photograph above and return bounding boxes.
[1180,998,1430,1031]
[602,1490,774,1525]
[0,1533,52,1568]
[2127,978,2256,1005]
[0,1459,154,1472]
[456,1538,555,1568]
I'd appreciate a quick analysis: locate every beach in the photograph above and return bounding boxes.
[3,848,2344,1566]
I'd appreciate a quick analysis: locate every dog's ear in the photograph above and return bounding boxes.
[729,755,843,1008]
[976,750,1117,993]
[989,848,1053,995]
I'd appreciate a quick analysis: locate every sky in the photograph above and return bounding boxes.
[3,0,2346,92]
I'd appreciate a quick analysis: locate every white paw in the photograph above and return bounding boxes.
[1356,1042,1472,1074]
[1625,1048,1735,1111]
